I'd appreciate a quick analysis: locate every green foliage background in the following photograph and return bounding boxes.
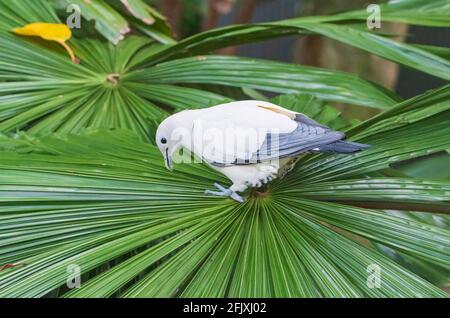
[0,0,448,297]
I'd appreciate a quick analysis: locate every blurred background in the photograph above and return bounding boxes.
[154,0,449,111]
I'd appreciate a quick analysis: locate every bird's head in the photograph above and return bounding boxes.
[156,112,190,171]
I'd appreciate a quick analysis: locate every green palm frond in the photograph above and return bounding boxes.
[327,0,450,26]
[61,0,173,44]
[0,0,449,143]
[0,0,59,29]
[0,0,449,298]
[0,0,172,44]
[0,87,449,297]
[142,1,450,81]
[0,33,399,141]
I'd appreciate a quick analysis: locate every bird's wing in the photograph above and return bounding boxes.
[256,102,330,129]
[250,122,344,163]
[191,100,343,165]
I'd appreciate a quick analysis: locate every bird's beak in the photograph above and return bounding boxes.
[164,148,173,171]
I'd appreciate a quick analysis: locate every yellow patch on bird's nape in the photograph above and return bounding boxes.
[257,104,296,120]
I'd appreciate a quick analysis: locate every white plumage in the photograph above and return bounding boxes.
[156,100,369,202]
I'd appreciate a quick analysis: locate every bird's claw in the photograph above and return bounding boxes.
[229,192,245,203]
[204,183,245,203]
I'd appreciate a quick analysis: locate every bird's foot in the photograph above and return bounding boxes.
[204,183,245,203]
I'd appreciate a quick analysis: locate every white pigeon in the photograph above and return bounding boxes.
[156,100,369,202]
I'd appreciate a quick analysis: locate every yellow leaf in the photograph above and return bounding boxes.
[12,23,77,63]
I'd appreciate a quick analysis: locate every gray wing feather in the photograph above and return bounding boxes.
[248,122,344,163]
[294,114,330,129]
[209,116,345,166]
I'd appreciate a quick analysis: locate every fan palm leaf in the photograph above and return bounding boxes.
[0,0,449,298]
[1,0,449,143]
[0,87,449,297]
[0,33,400,141]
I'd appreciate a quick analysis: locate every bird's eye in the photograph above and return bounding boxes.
[161,138,167,144]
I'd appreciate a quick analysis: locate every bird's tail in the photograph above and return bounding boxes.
[317,140,370,153]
